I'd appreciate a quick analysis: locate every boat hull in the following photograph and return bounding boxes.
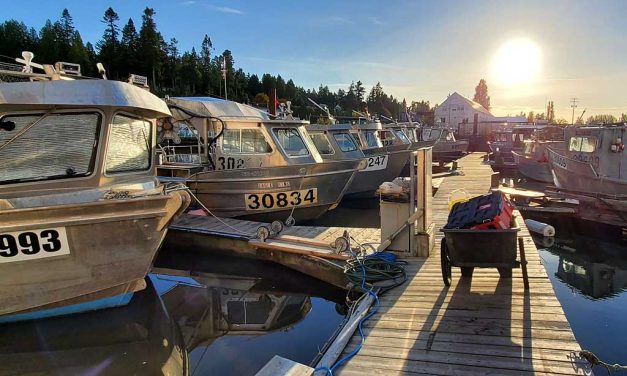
[548,148,626,195]
[0,192,189,317]
[512,150,553,183]
[184,159,361,222]
[432,141,469,162]
[345,149,412,198]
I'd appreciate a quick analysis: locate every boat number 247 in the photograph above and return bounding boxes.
[245,188,318,210]
[0,227,71,263]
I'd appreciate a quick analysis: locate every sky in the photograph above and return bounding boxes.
[2,0,626,120]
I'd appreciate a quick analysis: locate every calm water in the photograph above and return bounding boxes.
[511,172,627,372]
[0,249,347,376]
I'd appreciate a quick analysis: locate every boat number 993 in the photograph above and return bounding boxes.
[0,227,71,263]
[245,188,318,210]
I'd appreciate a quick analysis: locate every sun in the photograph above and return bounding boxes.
[491,38,541,85]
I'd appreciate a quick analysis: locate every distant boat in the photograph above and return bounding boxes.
[157,97,363,222]
[0,59,190,320]
[422,127,468,162]
[513,127,565,183]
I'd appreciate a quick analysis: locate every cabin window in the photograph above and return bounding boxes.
[405,129,417,142]
[273,128,310,156]
[0,112,100,184]
[105,114,152,173]
[378,130,397,146]
[334,133,358,152]
[363,131,381,148]
[350,131,363,148]
[569,136,597,153]
[223,129,272,154]
[394,130,410,143]
[309,133,335,155]
[445,131,454,141]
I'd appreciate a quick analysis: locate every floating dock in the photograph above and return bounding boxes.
[333,153,587,375]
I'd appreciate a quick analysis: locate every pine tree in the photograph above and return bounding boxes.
[138,7,165,88]
[120,18,140,77]
[97,7,120,77]
[473,79,491,111]
[37,20,59,63]
[67,33,93,75]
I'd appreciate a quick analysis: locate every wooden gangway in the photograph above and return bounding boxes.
[335,153,588,376]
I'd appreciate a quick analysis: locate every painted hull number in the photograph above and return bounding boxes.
[0,227,70,263]
[363,155,388,172]
[245,188,318,210]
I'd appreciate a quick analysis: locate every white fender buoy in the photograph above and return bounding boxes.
[525,219,556,237]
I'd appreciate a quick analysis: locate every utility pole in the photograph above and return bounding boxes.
[570,98,578,125]
[221,56,228,100]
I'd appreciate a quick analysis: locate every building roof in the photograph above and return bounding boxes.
[440,92,492,116]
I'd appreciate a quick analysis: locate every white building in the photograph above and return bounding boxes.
[434,92,493,127]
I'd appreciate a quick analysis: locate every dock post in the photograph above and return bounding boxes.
[414,148,435,257]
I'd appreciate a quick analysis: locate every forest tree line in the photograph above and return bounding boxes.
[0,7,429,121]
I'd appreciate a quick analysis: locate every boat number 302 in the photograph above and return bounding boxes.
[217,157,245,170]
[364,155,388,171]
[0,227,71,263]
[245,188,318,210]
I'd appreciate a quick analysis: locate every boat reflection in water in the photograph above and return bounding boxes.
[0,279,188,376]
[538,234,627,299]
[152,249,347,375]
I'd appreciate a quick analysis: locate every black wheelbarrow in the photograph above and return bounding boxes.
[440,220,529,289]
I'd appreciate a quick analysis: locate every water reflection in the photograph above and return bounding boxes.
[536,234,627,300]
[152,250,347,375]
[0,249,347,376]
[0,278,187,376]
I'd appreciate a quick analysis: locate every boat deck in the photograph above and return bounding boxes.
[335,153,588,376]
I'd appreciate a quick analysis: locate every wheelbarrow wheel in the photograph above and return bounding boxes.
[441,240,452,286]
[461,267,474,278]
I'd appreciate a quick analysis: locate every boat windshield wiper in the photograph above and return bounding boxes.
[0,108,54,152]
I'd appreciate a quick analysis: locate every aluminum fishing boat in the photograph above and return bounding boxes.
[0,58,190,319]
[512,127,565,183]
[422,127,468,162]
[157,98,363,222]
[547,124,626,195]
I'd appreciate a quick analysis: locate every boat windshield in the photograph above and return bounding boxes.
[309,133,335,155]
[394,130,411,143]
[333,133,358,152]
[0,112,100,185]
[405,129,417,142]
[363,130,382,148]
[569,136,597,153]
[105,114,152,173]
[273,128,310,157]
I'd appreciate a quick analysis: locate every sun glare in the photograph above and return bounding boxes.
[491,38,541,86]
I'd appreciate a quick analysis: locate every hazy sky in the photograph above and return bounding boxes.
[3,0,626,120]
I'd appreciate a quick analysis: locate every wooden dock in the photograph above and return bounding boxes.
[335,153,588,376]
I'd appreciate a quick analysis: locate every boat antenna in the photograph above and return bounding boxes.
[307,98,335,123]
[577,109,586,125]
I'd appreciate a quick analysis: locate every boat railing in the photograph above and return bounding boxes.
[159,145,206,165]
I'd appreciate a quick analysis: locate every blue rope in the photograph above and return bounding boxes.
[314,253,382,376]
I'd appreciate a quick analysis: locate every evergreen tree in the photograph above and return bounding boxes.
[97,7,120,77]
[37,20,60,63]
[473,79,491,111]
[67,33,93,75]
[0,20,40,59]
[120,18,140,77]
[138,7,165,88]
[56,8,75,56]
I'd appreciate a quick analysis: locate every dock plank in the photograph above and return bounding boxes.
[336,153,588,376]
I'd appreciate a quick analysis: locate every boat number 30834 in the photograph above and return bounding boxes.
[245,188,318,210]
[0,228,71,263]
